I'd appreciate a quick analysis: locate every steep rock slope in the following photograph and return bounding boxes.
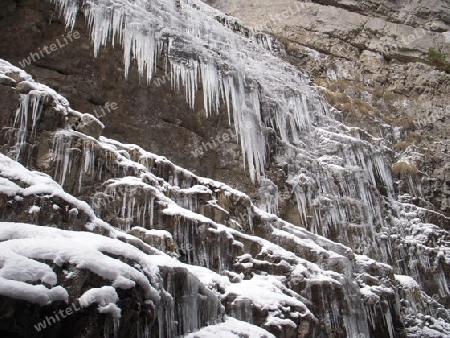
[206,0,450,218]
[0,0,448,337]
[0,59,405,337]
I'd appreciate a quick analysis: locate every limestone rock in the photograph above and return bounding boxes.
[74,113,105,139]
[0,74,15,86]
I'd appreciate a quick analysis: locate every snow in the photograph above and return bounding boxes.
[0,73,15,83]
[112,275,136,289]
[98,303,122,318]
[183,317,276,338]
[0,178,21,196]
[359,285,381,303]
[265,316,297,328]
[0,222,159,300]
[0,153,60,189]
[97,136,255,205]
[4,240,67,286]
[28,205,40,214]
[0,277,68,306]
[0,59,33,82]
[180,263,231,291]
[163,203,212,224]
[176,185,212,195]
[79,286,122,318]
[79,286,119,308]
[0,152,117,234]
[395,274,420,289]
[224,275,311,315]
[131,227,173,239]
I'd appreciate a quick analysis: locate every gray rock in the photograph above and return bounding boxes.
[16,80,39,94]
[0,74,16,86]
[75,113,105,139]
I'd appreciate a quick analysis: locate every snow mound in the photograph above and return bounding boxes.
[0,222,160,303]
[184,317,275,338]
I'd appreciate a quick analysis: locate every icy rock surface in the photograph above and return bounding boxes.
[42,0,425,266]
[50,0,322,183]
[42,0,449,296]
[0,0,449,335]
[0,59,449,337]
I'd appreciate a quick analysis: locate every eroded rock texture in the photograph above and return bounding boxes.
[0,0,448,337]
[206,0,450,218]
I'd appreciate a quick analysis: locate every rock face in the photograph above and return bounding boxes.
[205,0,450,218]
[0,0,256,195]
[0,0,448,337]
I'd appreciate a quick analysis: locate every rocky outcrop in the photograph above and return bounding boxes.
[205,0,450,221]
[0,53,447,337]
[0,0,255,195]
[0,0,449,337]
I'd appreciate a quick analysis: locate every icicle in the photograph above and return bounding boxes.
[382,307,395,338]
[258,178,278,214]
[50,0,324,182]
[13,93,43,161]
[373,154,394,198]
[14,95,30,160]
[247,206,253,232]
[121,190,127,217]
[52,132,72,186]
[170,59,199,109]
[113,317,120,338]
[200,61,221,117]
[50,0,78,29]
[149,196,155,228]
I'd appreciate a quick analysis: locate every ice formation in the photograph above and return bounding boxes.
[3,50,449,334]
[0,0,448,334]
[43,0,405,255]
[49,0,322,183]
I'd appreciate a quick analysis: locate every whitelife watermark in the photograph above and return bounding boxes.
[69,101,118,131]
[93,101,119,119]
[153,72,172,87]
[252,2,441,61]
[34,294,96,332]
[18,31,81,68]
[382,24,440,55]
[254,2,309,31]
[190,121,253,157]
